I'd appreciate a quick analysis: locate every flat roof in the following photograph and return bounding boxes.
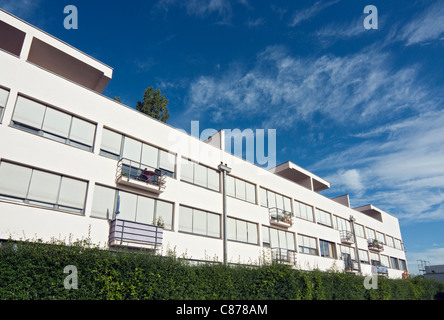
[0,9,113,93]
[269,161,330,192]
[354,204,385,222]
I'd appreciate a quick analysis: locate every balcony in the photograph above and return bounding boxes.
[344,259,360,273]
[368,239,384,252]
[271,248,296,265]
[339,230,355,245]
[269,207,293,227]
[109,219,163,250]
[372,264,388,275]
[116,158,166,194]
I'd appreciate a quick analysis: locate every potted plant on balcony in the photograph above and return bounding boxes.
[156,216,165,228]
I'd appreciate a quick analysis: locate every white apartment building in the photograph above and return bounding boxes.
[0,9,408,279]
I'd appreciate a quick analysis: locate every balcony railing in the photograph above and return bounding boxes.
[271,248,296,265]
[109,218,163,250]
[115,158,166,193]
[339,230,355,245]
[269,207,293,227]
[372,264,388,274]
[344,258,360,272]
[368,239,384,252]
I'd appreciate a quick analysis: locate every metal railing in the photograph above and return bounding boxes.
[371,264,388,274]
[116,158,166,190]
[269,207,293,226]
[368,238,384,252]
[344,257,360,272]
[109,218,163,249]
[271,248,296,265]
[339,230,355,244]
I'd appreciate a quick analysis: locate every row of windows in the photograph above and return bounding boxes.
[0,161,87,214]
[0,92,404,251]
[339,245,408,271]
[100,128,175,177]
[180,157,220,192]
[92,185,173,229]
[226,175,256,204]
[0,160,407,269]
[294,200,404,250]
[259,187,292,212]
[12,96,96,151]
[179,206,220,238]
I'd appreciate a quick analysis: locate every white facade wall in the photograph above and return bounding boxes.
[0,10,407,279]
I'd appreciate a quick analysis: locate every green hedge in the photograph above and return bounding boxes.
[0,240,442,300]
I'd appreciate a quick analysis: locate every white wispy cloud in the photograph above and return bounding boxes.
[155,0,232,23]
[288,0,340,27]
[185,43,443,223]
[314,17,370,46]
[397,1,444,46]
[313,110,444,223]
[325,169,365,197]
[187,45,431,129]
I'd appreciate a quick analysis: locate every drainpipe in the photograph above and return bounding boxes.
[349,215,362,275]
[218,163,231,266]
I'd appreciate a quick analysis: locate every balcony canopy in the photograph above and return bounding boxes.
[0,9,113,93]
[354,204,384,222]
[270,161,330,192]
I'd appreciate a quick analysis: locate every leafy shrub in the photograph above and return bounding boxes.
[0,240,442,300]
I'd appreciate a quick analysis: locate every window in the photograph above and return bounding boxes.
[369,252,380,266]
[58,177,88,211]
[100,128,176,177]
[122,136,141,163]
[376,232,386,244]
[180,158,219,192]
[141,144,158,168]
[227,175,256,204]
[100,128,122,159]
[358,250,369,264]
[91,185,116,219]
[294,200,314,222]
[179,205,220,238]
[156,200,173,230]
[297,234,317,255]
[259,188,267,207]
[69,117,96,147]
[394,239,402,250]
[335,216,351,232]
[399,259,407,271]
[366,227,376,240]
[386,236,394,247]
[11,96,96,151]
[390,257,399,270]
[354,224,365,238]
[262,226,295,250]
[260,187,291,212]
[90,184,173,230]
[245,182,256,203]
[228,217,258,244]
[0,87,9,121]
[319,240,336,258]
[380,255,390,267]
[339,245,356,261]
[315,208,332,227]
[0,161,87,214]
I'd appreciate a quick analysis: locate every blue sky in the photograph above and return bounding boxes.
[2,0,444,274]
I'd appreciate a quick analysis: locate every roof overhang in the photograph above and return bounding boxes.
[0,9,113,93]
[269,161,330,192]
[354,204,384,222]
